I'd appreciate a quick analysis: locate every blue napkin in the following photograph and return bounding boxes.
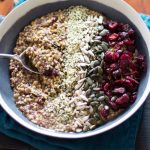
[0,1,150,150]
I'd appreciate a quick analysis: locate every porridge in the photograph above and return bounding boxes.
[10,6,146,132]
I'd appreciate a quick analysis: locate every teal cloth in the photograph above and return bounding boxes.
[0,1,150,149]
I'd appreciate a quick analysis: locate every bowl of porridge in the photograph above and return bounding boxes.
[0,0,150,138]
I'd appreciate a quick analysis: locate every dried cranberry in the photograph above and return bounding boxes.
[130,63,137,71]
[112,69,122,79]
[123,79,134,91]
[108,101,118,111]
[114,79,124,86]
[119,32,129,39]
[136,54,144,64]
[120,53,132,70]
[115,93,130,108]
[130,92,137,103]
[108,33,119,41]
[108,21,118,31]
[113,87,126,94]
[104,51,114,63]
[122,24,130,32]
[103,82,110,92]
[110,63,118,71]
[118,41,124,46]
[124,39,135,45]
[99,108,109,119]
[113,52,120,62]
[106,91,112,97]
[125,76,139,85]
[128,28,135,38]
[127,45,135,52]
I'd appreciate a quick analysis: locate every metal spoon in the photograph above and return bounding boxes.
[0,50,40,74]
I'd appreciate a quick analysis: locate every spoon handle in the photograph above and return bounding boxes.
[0,53,20,61]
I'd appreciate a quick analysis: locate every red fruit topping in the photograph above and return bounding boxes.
[115,93,130,108]
[103,82,110,92]
[108,33,119,41]
[113,87,126,94]
[128,28,135,37]
[124,39,135,45]
[127,45,135,52]
[108,101,118,111]
[123,79,134,90]
[112,69,122,79]
[136,54,144,64]
[125,76,139,85]
[120,53,132,70]
[110,63,118,71]
[108,21,118,31]
[99,108,109,119]
[119,32,129,39]
[106,91,112,97]
[104,51,114,63]
[130,92,137,103]
[122,24,130,32]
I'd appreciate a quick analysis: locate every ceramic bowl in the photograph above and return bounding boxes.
[0,0,150,138]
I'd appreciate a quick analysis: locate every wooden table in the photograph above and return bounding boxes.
[0,0,150,150]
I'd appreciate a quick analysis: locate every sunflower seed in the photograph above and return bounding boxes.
[78,78,86,83]
[84,55,90,63]
[80,95,89,102]
[88,50,95,57]
[99,29,109,36]
[93,88,100,91]
[81,48,89,54]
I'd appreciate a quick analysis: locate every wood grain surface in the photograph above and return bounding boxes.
[125,0,150,14]
[0,0,150,150]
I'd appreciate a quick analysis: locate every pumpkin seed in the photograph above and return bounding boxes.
[86,77,93,85]
[98,96,105,101]
[101,42,108,51]
[86,89,91,97]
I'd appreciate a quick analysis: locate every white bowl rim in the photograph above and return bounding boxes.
[0,0,150,138]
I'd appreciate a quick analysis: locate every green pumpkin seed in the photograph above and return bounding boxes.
[101,42,108,51]
[86,89,91,97]
[98,96,105,101]
[84,82,89,90]
[86,77,93,85]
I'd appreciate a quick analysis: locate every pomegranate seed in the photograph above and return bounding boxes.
[115,93,130,108]
[108,21,118,31]
[113,87,126,94]
[130,63,137,71]
[120,53,132,70]
[108,101,118,110]
[108,33,119,41]
[99,108,109,119]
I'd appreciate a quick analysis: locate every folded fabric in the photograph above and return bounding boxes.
[0,1,149,150]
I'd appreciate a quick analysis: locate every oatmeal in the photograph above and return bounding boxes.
[10,6,146,132]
